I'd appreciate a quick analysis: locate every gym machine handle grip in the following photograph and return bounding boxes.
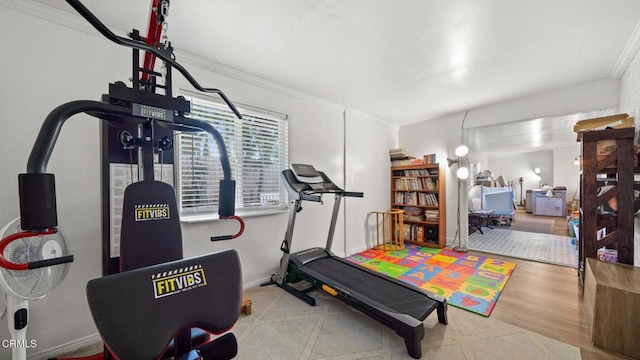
[27,255,75,270]
[343,191,364,198]
[0,228,74,271]
[211,216,245,242]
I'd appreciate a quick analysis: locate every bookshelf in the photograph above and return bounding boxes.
[578,127,635,278]
[391,163,446,248]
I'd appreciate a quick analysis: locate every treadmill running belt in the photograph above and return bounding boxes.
[302,257,437,320]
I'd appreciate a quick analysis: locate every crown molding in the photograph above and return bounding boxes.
[174,51,345,112]
[175,52,393,127]
[174,51,394,128]
[611,19,640,78]
[0,0,108,36]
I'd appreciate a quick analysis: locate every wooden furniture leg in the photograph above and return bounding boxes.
[241,295,252,315]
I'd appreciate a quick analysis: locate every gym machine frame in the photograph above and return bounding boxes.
[12,1,246,358]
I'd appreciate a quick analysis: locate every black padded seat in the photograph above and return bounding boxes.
[86,250,242,360]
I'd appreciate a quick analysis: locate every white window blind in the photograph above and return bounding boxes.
[178,94,289,214]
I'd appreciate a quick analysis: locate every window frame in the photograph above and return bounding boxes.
[176,90,289,218]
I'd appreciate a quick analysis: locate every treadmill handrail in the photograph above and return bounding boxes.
[296,189,362,199]
[298,189,363,197]
[300,194,322,202]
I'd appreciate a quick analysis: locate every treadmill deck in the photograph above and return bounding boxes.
[300,256,439,321]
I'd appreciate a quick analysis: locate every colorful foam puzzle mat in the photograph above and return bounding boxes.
[346,245,516,316]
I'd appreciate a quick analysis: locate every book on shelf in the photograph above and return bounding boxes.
[389,148,408,161]
[391,158,426,166]
[423,153,437,164]
[419,193,438,206]
[424,209,439,221]
[393,177,438,191]
[394,192,438,206]
[393,168,436,176]
[404,215,425,222]
[402,206,424,222]
[403,224,425,241]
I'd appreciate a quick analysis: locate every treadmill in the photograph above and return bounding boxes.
[266,164,447,359]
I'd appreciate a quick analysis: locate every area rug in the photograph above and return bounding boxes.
[346,246,516,317]
[510,217,555,234]
[469,227,578,268]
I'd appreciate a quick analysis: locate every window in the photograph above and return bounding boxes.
[177,94,289,215]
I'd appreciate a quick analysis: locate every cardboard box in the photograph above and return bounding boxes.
[574,114,634,140]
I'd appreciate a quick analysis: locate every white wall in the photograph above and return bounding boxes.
[345,110,399,253]
[551,144,582,200]
[0,5,129,358]
[487,146,581,203]
[463,78,620,128]
[0,3,396,358]
[486,149,554,196]
[472,145,581,207]
[399,79,620,246]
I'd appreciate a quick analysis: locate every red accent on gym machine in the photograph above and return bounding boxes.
[141,0,164,84]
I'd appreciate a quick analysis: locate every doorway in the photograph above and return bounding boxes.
[464,109,615,266]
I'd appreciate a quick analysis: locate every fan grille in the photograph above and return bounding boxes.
[0,224,71,300]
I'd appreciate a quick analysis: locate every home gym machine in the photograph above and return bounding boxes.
[1,0,246,359]
[265,164,448,359]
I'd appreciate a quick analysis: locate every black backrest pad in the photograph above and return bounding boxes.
[120,180,183,271]
[86,250,242,360]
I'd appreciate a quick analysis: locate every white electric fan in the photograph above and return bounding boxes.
[0,218,72,360]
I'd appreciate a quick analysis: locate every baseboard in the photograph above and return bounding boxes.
[29,333,102,360]
[350,245,368,255]
[244,275,273,289]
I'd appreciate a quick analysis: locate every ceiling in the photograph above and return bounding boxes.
[466,108,615,157]
[23,1,640,158]
[31,0,640,128]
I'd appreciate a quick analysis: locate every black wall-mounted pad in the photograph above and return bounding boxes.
[218,179,236,217]
[86,250,242,360]
[119,180,183,271]
[18,173,58,230]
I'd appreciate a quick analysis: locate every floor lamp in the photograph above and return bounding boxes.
[519,177,524,206]
[447,145,469,252]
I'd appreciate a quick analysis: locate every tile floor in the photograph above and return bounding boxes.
[230,286,580,360]
[57,285,582,360]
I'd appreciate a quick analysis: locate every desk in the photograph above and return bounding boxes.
[469,211,494,234]
[476,180,496,187]
[532,189,566,217]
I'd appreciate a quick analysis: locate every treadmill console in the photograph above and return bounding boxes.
[290,164,323,184]
[282,164,361,201]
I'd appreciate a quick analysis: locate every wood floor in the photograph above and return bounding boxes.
[472,250,633,360]
[514,209,571,236]
[472,210,633,358]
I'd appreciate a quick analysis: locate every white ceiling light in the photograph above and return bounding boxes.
[456,167,469,180]
[455,144,469,157]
